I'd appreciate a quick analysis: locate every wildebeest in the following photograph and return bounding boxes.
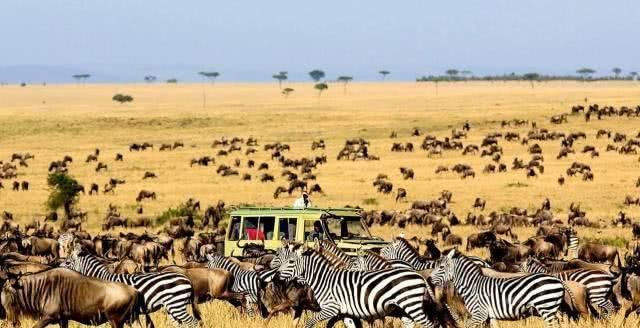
[466,231,497,251]
[395,188,407,203]
[95,162,108,172]
[0,268,149,328]
[400,167,414,180]
[578,242,620,264]
[136,190,156,202]
[142,171,157,179]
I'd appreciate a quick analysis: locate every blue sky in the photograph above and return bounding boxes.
[1,1,638,82]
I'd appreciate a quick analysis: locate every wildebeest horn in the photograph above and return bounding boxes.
[236,240,246,248]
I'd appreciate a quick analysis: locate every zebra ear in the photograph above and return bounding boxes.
[447,249,456,259]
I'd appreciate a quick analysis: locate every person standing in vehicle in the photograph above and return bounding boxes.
[293,191,311,209]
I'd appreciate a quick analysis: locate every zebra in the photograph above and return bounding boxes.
[206,254,263,315]
[565,228,579,259]
[430,250,566,328]
[61,244,201,328]
[277,247,440,328]
[57,232,75,258]
[520,256,618,317]
[380,238,438,270]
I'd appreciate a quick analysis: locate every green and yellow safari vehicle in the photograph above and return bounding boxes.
[224,207,388,257]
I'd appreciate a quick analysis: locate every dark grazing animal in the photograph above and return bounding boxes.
[0,268,150,328]
[62,245,201,327]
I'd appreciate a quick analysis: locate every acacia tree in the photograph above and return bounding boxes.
[379,70,390,81]
[337,76,353,95]
[199,71,220,84]
[314,83,328,97]
[612,67,622,79]
[46,172,83,220]
[144,75,157,83]
[576,68,596,81]
[72,74,91,84]
[282,87,294,98]
[523,73,540,89]
[272,71,288,89]
[445,69,459,81]
[460,70,472,81]
[309,70,325,82]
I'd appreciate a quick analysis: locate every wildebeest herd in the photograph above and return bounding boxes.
[1,102,640,328]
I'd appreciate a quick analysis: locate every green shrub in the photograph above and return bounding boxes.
[363,198,378,206]
[155,202,202,226]
[581,236,628,248]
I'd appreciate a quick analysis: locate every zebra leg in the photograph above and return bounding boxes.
[539,311,560,328]
[165,303,198,328]
[305,307,340,328]
[401,317,416,328]
[596,299,616,319]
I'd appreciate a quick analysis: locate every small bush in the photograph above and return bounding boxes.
[363,198,379,206]
[582,236,628,248]
[506,182,529,188]
[155,202,202,226]
[112,93,134,104]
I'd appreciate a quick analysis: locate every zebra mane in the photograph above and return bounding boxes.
[302,248,339,269]
[394,237,422,257]
[315,246,348,269]
[317,240,350,261]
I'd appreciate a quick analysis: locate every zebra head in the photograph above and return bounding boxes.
[60,242,84,272]
[57,232,76,258]
[276,247,307,284]
[270,242,301,269]
[429,249,457,286]
[380,238,402,259]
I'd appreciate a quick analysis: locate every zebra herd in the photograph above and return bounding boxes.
[5,232,626,328]
[267,236,624,328]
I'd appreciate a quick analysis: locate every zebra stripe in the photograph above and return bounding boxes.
[278,248,437,328]
[206,254,261,315]
[521,257,617,317]
[62,247,200,327]
[380,238,438,270]
[431,251,565,328]
[567,230,579,259]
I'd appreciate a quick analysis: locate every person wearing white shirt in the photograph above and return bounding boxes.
[293,192,311,209]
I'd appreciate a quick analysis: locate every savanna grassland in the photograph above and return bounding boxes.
[1,81,640,327]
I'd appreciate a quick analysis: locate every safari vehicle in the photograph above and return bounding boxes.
[225,207,388,257]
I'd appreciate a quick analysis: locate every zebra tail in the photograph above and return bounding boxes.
[560,282,580,321]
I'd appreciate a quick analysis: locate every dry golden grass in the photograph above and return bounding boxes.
[1,81,640,327]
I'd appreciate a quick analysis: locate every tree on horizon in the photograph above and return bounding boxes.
[272,71,288,89]
[72,74,91,84]
[576,68,596,81]
[379,70,390,81]
[314,83,328,97]
[309,70,325,82]
[612,67,622,79]
[199,71,220,84]
[337,76,353,95]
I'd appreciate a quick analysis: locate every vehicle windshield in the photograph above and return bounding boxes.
[323,215,371,240]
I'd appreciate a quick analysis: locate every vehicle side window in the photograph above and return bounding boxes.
[243,216,276,240]
[279,218,297,240]
[228,216,241,241]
